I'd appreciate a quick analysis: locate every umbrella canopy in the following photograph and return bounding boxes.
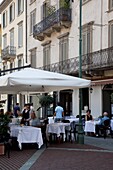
[0,68,91,94]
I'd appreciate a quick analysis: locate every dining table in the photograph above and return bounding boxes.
[10,125,43,150]
[84,120,100,133]
[46,122,70,141]
[65,116,79,123]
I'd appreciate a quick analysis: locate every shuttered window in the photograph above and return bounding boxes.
[30,9,36,34]
[3,11,7,28]
[109,23,113,47]
[18,22,23,48]
[30,48,37,68]
[82,26,92,55]
[43,44,51,66]
[109,0,113,10]
[9,2,15,22]
[59,36,68,61]
[18,0,24,15]
[10,29,14,47]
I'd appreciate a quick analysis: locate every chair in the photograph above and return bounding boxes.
[76,115,79,118]
[62,119,70,123]
[0,133,12,158]
[65,121,78,142]
[100,119,111,139]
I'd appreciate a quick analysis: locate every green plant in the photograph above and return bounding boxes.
[60,0,70,9]
[0,114,10,142]
[39,95,54,117]
[39,95,54,107]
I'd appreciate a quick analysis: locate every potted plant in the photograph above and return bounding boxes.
[0,114,10,155]
[39,94,54,118]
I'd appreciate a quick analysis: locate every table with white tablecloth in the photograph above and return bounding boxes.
[110,119,113,130]
[46,123,70,141]
[84,120,100,133]
[65,117,79,123]
[10,126,43,150]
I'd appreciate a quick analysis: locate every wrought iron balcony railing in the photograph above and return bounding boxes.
[39,46,113,75]
[2,46,16,60]
[33,7,72,40]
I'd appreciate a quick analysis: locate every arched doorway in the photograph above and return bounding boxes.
[102,84,113,118]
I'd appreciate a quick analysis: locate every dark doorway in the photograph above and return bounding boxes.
[102,84,113,118]
[60,90,72,116]
[82,88,89,110]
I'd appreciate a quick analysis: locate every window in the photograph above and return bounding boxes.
[18,55,23,70]
[10,62,13,73]
[30,48,36,68]
[18,22,23,48]
[3,34,7,48]
[109,22,113,47]
[3,11,7,28]
[30,9,36,34]
[59,35,69,61]
[9,3,15,22]
[109,0,113,10]
[82,25,92,55]
[18,0,24,15]
[10,29,14,47]
[43,44,51,67]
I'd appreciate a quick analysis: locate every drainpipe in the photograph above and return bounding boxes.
[25,0,27,63]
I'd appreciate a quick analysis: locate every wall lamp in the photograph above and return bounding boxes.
[90,87,93,93]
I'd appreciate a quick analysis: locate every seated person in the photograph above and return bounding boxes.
[85,109,93,121]
[30,111,41,127]
[5,109,14,119]
[95,112,110,137]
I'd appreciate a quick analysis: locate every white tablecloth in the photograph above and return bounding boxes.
[48,117,55,124]
[65,117,79,123]
[47,123,70,138]
[84,120,100,133]
[110,119,113,130]
[10,126,43,149]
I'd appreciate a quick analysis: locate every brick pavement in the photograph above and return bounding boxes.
[1,137,113,170]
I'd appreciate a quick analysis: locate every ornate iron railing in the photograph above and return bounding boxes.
[33,7,71,36]
[2,46,16,59]
[39,46,113,74]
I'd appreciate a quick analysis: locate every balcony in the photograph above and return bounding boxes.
[1,46,16,61]
[33,7,72,41]
[39,46,113,76]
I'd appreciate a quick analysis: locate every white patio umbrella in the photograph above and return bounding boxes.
[0,68,91,94]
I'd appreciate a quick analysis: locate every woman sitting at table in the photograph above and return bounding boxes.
[30,111,41,127]
[85,109,93,121]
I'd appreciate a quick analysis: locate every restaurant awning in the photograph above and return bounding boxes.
[91,79,113,86]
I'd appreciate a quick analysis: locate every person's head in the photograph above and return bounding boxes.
[16,103,19,106]
[86,109,91,115]
[26,103,30,110]
[31,111,36,119]
[57,102,61,106]
[103,112,108,116]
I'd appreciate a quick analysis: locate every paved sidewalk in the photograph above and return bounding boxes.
[24,136,113,170]
[1,136,113,170]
